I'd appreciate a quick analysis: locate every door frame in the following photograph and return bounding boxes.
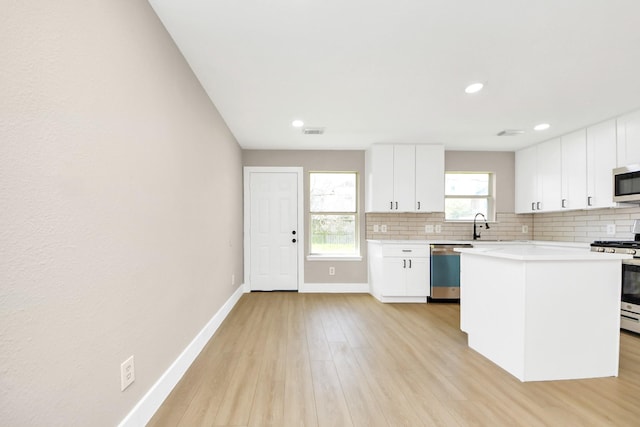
[243,166,305,292]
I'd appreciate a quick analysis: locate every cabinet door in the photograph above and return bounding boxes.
[617,110,640,167]
[561,130,587,210]
[586,120,616,208]
[537,138,562,212]
[381,258,406,296]
[393,145,416,212]
[405,257,429,297]
[415,145,444,212]
[365,145,394,212]
[515,145,538,213]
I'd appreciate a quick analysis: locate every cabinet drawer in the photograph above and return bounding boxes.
[381,245,429,257]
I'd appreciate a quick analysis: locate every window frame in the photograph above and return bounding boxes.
[307,171,361,260]
[444,171,496,222]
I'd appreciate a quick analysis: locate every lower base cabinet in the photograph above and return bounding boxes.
[368,241,430,302]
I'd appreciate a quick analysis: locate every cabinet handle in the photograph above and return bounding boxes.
[390,201,393,210]
[417,201,421,210]
[409,259,412,268]
[588,196,593,206]
[402,249,412,252]
[562,199,567,208]
[395,201,398,210]
[536,202,541,210]
[531,202,536,211]
[403,259,406,268]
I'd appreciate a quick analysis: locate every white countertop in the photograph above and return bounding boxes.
[455,244,631,261]
[367,239,591,250]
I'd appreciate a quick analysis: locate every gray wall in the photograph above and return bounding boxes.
[243,150,368,284]
[1,2,243,425]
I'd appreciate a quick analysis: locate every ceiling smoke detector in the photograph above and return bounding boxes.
[303,128,324,135]
[497,129,525,136]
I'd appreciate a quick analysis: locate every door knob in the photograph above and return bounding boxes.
[292,238,297,243]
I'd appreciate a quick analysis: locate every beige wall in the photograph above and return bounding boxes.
[445,151,515,213]
[243,150,368,284]
[1,2,242,426]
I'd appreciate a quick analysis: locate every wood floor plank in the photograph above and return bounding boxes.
[149,293,640,427]
[310,360,354,427]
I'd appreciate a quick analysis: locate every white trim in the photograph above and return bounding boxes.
[299,282,369,293]
[118,285,245,427]
[306,255,363,261]
[243,167,305,291]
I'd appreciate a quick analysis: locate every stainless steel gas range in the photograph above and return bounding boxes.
[591,237,640,334]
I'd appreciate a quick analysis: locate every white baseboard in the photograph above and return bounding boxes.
[118,284,245,427]
[299,282,369,293]
[372,294,428,303]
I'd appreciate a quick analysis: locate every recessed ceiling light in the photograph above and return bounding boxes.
[534,123,550,131]
[464,82,484,94]
[291,120,304,128]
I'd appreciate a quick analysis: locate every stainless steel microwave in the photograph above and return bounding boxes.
[613,165,640,203]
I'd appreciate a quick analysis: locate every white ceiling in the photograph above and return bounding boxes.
[148,0,640,151]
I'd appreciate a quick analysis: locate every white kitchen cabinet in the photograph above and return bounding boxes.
[586,119,617,209]
[368,241,429,302]
[515,140,561,213]
[365,144,394,211]
[392,144,416,211]
[515,145,537,213]
[365,144,444,212]
[415,145,445,212]
[537,138,562,212]
[617,110,640,167]
[561,130,587,210]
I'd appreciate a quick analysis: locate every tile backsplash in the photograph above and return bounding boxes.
[366,212,533,241]
[366,205,640,242]
[531,205,640,242]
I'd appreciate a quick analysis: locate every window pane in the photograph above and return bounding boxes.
[444,198,488,220]
[310,214,356,254]
[310,173,356,212]
[445,173,489,196]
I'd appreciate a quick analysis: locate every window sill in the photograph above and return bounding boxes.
[306,255,363,262]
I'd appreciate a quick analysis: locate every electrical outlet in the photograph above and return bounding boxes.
[329,266,335,276]
[373,224,379,232]
[381,225,387,232]
[435,224,442,233]
[522,225,529,233]
[606,224,616,235]
[231,274,235,286]
[425,225,434,233]
[121,356,135,391]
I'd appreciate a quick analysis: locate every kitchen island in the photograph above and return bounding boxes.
[456,244,630,382]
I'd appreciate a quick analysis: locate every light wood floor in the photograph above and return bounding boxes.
[148,293,640,426]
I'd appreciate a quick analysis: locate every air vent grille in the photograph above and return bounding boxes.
[303,128,324,135]
[497,129,525,136]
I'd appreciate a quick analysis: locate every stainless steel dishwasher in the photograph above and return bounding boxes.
[429,243,472,301]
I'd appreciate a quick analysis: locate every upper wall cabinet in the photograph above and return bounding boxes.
[617,110,640,167]
[516,119,618,213]
[560,129,587,210]
[515,139,562,213]
[365,144,444,212]
[586,119,616,209]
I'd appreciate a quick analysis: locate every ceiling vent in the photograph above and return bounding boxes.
[303,127,325,135]
[497,129,525,136]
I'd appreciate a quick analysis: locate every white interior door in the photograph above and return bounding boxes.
[246,169,301,291]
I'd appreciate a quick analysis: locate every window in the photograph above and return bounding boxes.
[309,172,358,256]
[444,172,495,220]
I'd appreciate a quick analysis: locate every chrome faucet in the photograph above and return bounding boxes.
[473,213,490,240]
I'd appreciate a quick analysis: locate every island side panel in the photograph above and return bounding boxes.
[523,259,621,381]
[460,253,527,380]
